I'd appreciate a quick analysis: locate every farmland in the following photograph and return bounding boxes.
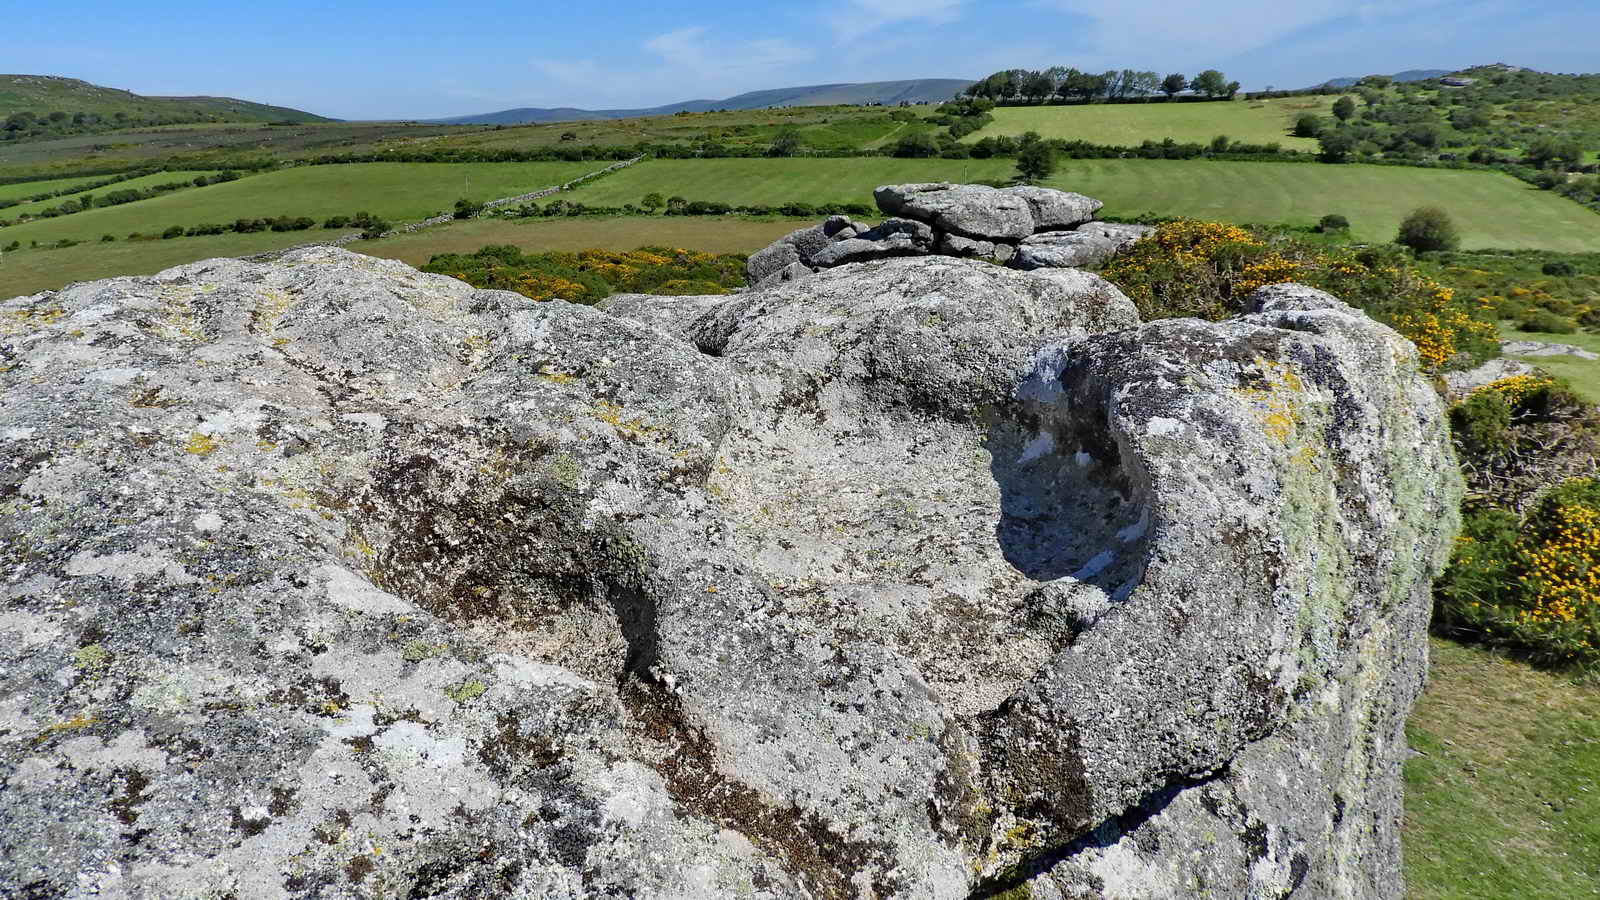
[4,153,1598,296]
[0,229,325,297]
[0,161,598,247]
[963,98,1323,150]
[558,157,1018,208]
[1,169,218,220]
[558,157,1598,252]
[0,215,810,297]
[1037,159,1599,251]
[0,173,116,203]
[352,215,808,267]
[0,121,498,176]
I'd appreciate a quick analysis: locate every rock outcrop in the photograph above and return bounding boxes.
[746,183,1152,287]
[0,248,1460,899]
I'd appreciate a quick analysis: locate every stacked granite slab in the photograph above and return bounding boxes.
[745,182,1155,288]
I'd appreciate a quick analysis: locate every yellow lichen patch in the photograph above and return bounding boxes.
[155,286,206,344]
[458,332,491,368]
[594,400,658,441]
[33,713,98,744]
[1237,360,1307,444]
[250,289,296,337]
[184,432,221,456]
[2,306,67,336]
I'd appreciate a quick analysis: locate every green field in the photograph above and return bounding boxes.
[965,99,1323,150]
[0,174,114,204]
[1500,326,1600,404]
[1052,159,1598,251]
[0,229,333,297]
[0,214,805,298]
[1404,638,1600,899]
[1,170,217,221]
[352,215,806,266]
[561,157,1019,207]
[559,157,1600,252]
[0,161,600,247]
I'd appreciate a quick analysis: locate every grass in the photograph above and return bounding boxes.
[0,173,113,203]
[1039,159,1600,251]
[0,161,600,247]
[0,215,803,298]
[0,229,329,297]
[349,215,804,267]
[1499,325,1600,404]
[560,157,1020,207]
[561,157,1600,252]
[406,105,917,154]
[965,99,1322,150]
[0,122,496,176]
[1403,637,1600,899]
[1,170,217,220]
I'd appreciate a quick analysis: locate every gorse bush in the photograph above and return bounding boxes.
[1436,371,1600,675]
[1098,220,1499,370]
[1438,477,1600,674]
[1449,374,1600,511]
[420,245,746,304]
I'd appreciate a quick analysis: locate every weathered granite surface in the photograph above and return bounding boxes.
[1,251,1459,899]
[746,184,1148,287]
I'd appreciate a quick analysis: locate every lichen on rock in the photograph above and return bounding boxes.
[1,245,1458,898]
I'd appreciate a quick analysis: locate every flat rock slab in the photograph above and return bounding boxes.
[1011,231,1119,270]
[1501,339,1600,360]
[874,182,1037,241]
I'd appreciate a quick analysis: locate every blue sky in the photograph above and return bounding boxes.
[4,0,1596,120]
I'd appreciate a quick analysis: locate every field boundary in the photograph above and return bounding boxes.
[240,157,646,260]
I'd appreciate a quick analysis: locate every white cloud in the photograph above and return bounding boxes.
[644,26,814,76]
[828,0,965,43]
[1030,0,1450,66]
[526,27,815,108]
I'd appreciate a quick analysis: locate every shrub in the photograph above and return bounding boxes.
[891,134,939,158]
[161,225,185,239]
[1015,142,1057,183]
[1437,477,1600,673]
[420,245,746,304]
[1317,214,1350,233]
[1519,309,1578,334]
[1396,206,1460,253]
[1100,219,1498,370]
[100,234,115,242]
[454,198,485,219]
[1542,260,1577,277]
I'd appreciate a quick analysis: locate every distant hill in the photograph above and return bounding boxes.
[0,75,332,128]
[1317,69,1455,89]
[433,78,975,125]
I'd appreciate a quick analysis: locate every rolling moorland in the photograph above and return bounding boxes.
[1,64,1598,897]
[0,74,329,139]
